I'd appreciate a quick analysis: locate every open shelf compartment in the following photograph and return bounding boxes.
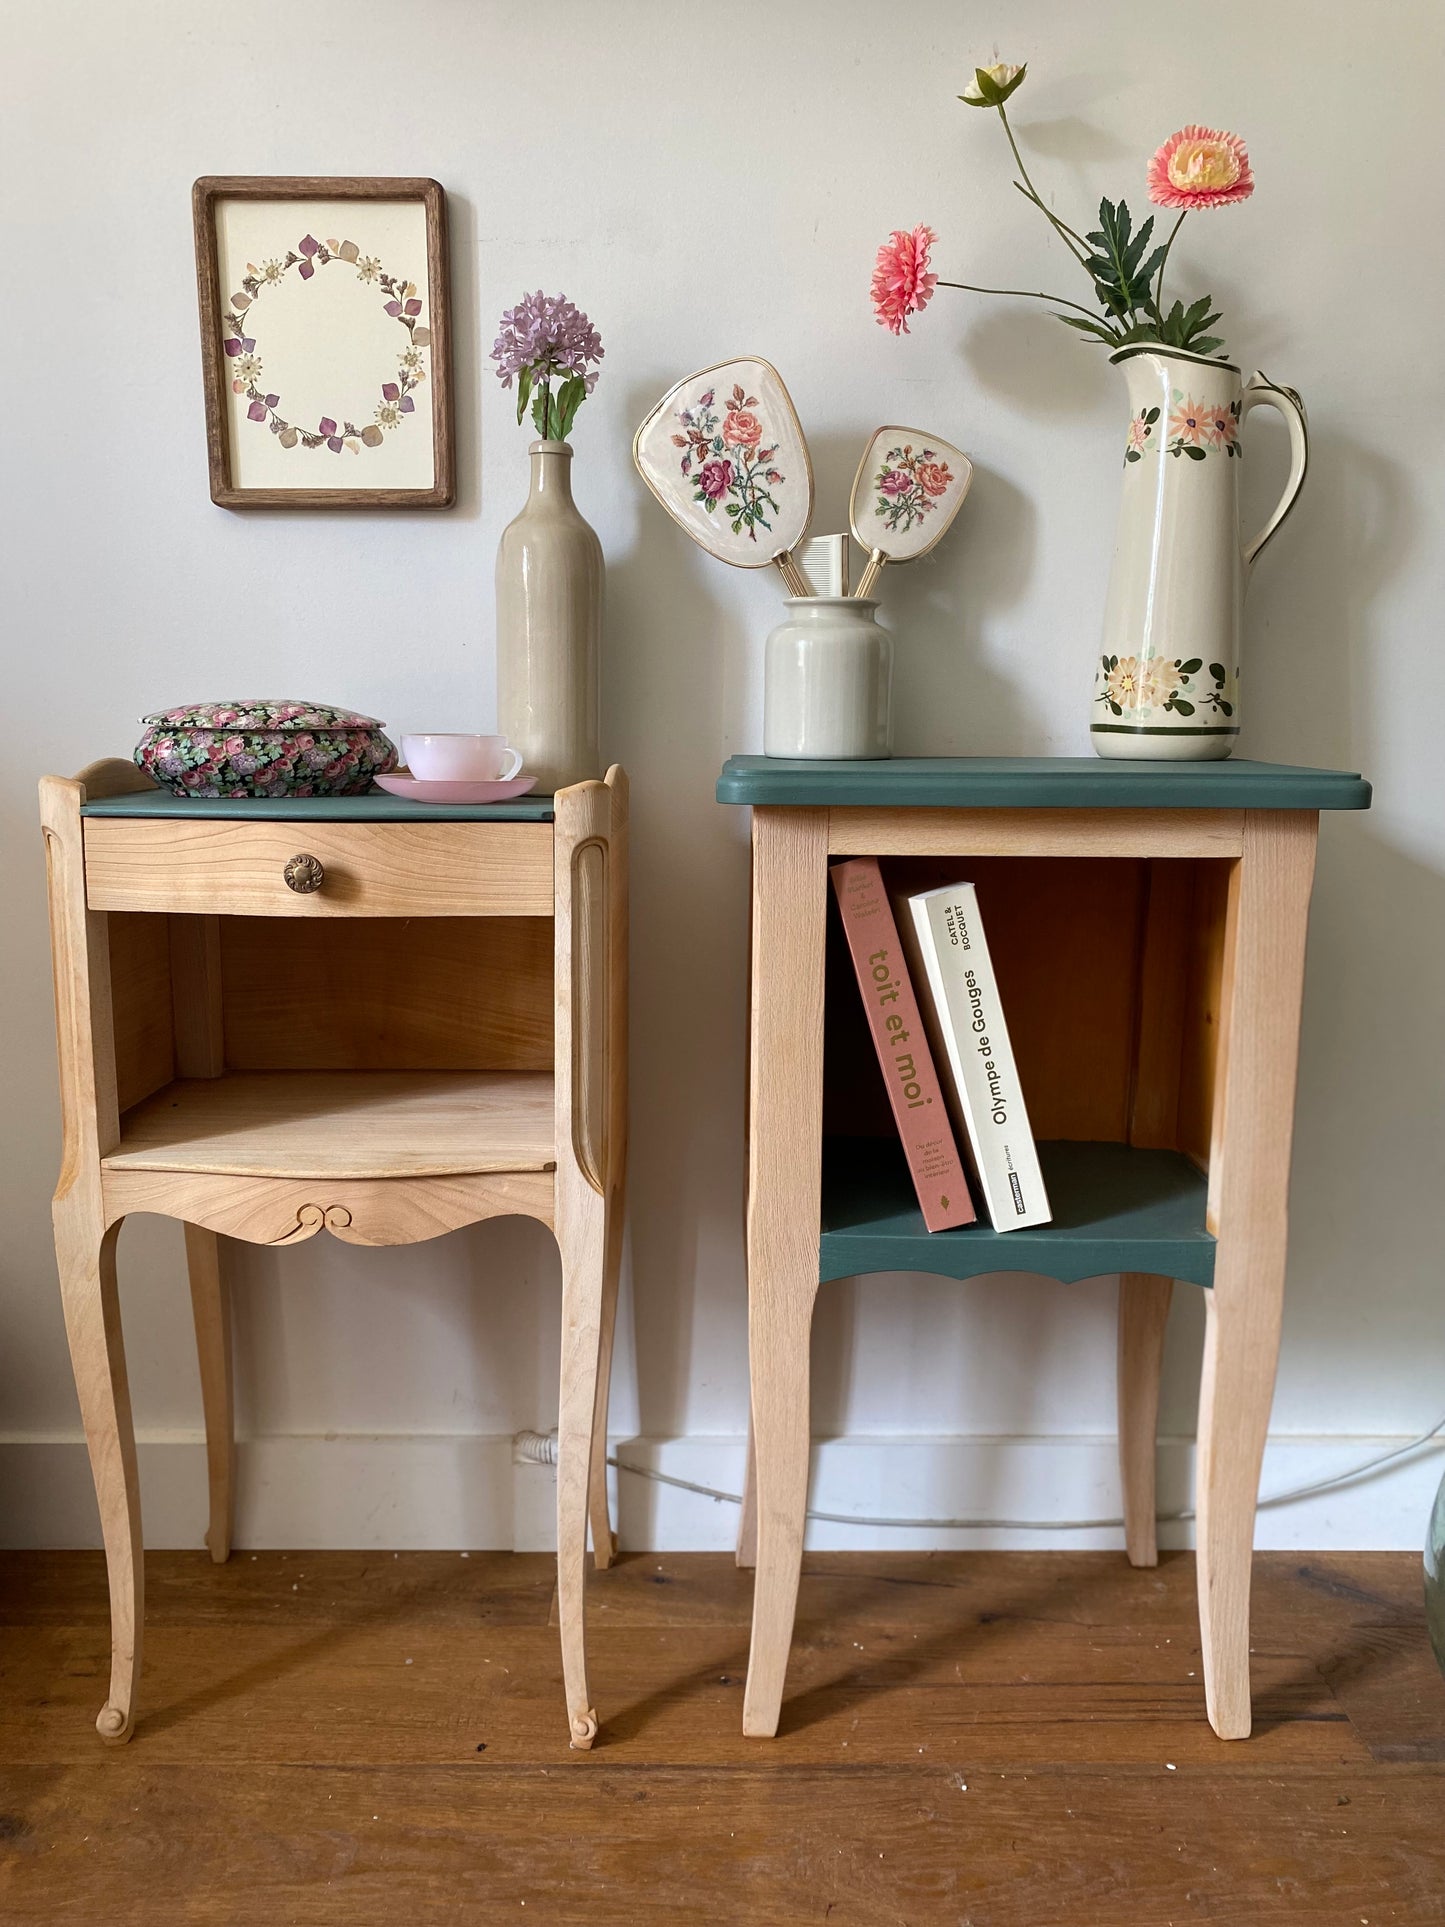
[821,849,1233,1286]
[101,910,559,1178]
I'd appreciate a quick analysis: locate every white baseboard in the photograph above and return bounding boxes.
[1,1431,1438,1553]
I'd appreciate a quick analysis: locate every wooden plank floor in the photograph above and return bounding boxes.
[1,1550,1442,1924]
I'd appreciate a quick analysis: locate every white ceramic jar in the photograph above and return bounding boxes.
[763,597,892,759]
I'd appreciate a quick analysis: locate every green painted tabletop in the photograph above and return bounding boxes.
[80,790,556,823]
[717,756,1371,811]
[820,1138,1215,1288]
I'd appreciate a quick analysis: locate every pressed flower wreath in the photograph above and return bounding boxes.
[223,235,430,455]
[872,61,1254,364]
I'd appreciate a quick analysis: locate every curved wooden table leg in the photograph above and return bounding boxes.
[57,1212,142,1744]
[736,1417,758,1569]
[743,1272,818,1736]
[1117,1272,1173,1568]
[556,1191,605,1749]
[741,807,827,1738]
[1196,810,1317,1739]
[586,1189,623,1571]
[185,1224,235,1564]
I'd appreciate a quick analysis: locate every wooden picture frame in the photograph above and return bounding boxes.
[193,176,454,509]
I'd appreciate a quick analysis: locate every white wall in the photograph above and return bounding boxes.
[3,0,1443,1550]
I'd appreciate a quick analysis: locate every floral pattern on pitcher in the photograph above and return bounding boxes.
[1123,407,1159,464]
[672,382,784,543]
[1095,653,1236,723]
[1165,392,1241,461]
[1125,394,1243,466]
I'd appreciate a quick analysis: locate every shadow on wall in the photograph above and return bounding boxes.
[598,377,759,1447]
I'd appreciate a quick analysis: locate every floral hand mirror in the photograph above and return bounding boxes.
[633,358,814,595]
[849,426,973,597]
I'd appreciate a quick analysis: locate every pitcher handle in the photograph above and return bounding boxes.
[1240,370,1308,569]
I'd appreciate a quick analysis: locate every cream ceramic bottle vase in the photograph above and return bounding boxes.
[1091,349,1308,761]
[496,439,602,793]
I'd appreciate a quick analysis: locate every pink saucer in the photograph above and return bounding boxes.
[374,771,538,804]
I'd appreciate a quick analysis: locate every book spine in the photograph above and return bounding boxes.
[907,885,1051,1230]
[830,859,976,1232]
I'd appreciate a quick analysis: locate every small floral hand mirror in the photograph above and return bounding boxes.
[849,426,974,597]
[634,358,814,594]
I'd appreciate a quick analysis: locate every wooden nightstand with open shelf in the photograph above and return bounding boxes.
[717,753,1371,1742]
[40,759,628,1750]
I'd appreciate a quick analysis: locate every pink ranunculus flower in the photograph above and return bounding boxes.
[699,458,733,501]
[723,409,762,449]
[879,469,912,496]
[871,224,938,335]
[1148,125,1254,210]
[916,461,953,497]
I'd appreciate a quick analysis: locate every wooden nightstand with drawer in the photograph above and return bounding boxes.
[39,757,628,1750]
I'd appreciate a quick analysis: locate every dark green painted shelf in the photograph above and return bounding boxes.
[717,755,1371,812]
[80,790,555,823]
[819,1138,1215,1287]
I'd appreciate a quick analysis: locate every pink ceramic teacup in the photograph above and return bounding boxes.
[401,733,523,782]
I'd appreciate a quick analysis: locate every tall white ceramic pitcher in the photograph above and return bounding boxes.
[1091,348,1308,761]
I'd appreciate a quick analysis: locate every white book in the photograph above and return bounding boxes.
[902,882,1051,1230]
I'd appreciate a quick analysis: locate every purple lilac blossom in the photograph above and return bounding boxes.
[490,291,604,393]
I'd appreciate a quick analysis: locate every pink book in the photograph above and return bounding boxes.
[831,858,976,1231]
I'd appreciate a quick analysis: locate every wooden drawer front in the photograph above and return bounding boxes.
[84,818,555,917]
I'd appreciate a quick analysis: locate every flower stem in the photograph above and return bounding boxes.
[1152,210,1187,317]
[938,278,1113,324]
[998,105,1091,262]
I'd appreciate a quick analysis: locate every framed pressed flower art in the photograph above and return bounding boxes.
[192,176,454,508]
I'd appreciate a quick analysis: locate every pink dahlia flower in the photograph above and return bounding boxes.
[1148,125,1254,210]
[871,224,938,335]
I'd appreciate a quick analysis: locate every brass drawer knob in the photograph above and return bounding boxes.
[283,852,325,894]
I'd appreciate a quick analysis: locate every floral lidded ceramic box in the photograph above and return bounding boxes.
[134,700,398,798]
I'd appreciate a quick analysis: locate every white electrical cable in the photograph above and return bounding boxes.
[517,1417,1445,1530]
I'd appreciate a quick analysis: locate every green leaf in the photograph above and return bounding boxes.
[1181,294,1214,333]
[515,367,533,427]
[1056,313,1124,344]
[1171,698,1196,715]
[1113,321,1163,346]
[554,374,587,441]
[1179,657,1203,674]
[1190,335,1224,356]
[1081,197,1162,324]
[1184,444,1207,460]
[1209,662,1226,683]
